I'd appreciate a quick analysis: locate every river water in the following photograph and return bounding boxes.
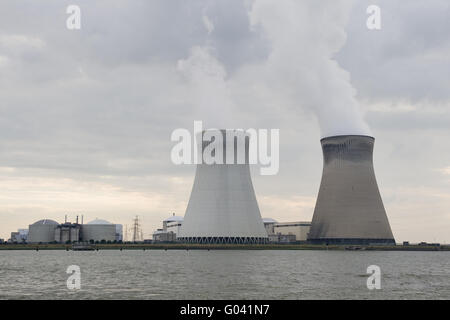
[0,250,448,299]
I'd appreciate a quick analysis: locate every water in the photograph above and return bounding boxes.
[0,250,448,299]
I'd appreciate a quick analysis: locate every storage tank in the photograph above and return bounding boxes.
[308,135,395,245]
[27,219,59,243]
[81,219,116,242]
[178,129,268,244]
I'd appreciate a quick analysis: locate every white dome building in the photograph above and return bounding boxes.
[28,219,59,243]
[163,216,184,236]
[81,219,116,242]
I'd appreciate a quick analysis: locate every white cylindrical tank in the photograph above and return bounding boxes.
[81,219,116,242]
[28,219,59,243]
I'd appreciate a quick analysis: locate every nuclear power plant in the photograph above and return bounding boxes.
[308,135,395,245]
[22,217,123,244]
[5,133,399,247]
[178,129,268,244]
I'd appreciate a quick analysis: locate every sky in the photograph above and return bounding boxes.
[0,0,449,243]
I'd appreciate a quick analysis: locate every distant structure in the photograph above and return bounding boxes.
[273,221,311,242]
[11,216,122,244]
[308,135,395,245]
[9,229,28,243]
[262,218,277,236]
[131,216,143,242]
[27,219,59,243]
[81,219,117,243]
[263,218,311,243]
[152,214,183,242]
[178,129,268,244]
[163,215,183,235]
[115,224,123,242]
[55,222,80,243]
[152,229,177,242]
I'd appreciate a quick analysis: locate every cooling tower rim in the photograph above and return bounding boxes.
[320,134,374,142]
[197,128,249,136]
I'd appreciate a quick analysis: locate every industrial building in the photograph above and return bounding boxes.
[115,224,123,242]
[178,130,268,244]
[262,218,277,236]
[308,135,395,245]
[263,218,311,243]
[153,215,310,244]
[163,215,184,235]
[152,229,177,242]
[54,223,80,243]
[27,219,59,243]
[81,219,117,243]
[273,221,311,242]
[9,229,28,243]
[152,215,183,242]
[23,217,122,244]
[268,234,297,243]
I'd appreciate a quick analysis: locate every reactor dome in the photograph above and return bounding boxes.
[163,216,184,223]
[28,219,59,243]
[87,219,112,225]
[31,219,59,225]
[82,219,116,242]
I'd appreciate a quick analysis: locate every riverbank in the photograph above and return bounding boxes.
[0,243,448,251]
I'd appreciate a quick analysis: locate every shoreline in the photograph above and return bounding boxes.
[0,243,448,251]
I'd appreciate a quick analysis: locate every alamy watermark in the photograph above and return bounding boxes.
[66,265,81,290]
[367,5,381,30]
[66,5,81,30]
[171,121,279,175]
[366,265,381,290]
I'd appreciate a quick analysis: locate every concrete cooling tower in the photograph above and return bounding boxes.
[308,135,395,245]
[178,129,268,244]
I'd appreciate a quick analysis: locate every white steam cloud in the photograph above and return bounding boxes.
[248,0,371,138]
[177,46,235,129]
[177,0,371,137]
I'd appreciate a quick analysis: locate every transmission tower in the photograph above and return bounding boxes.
[132,216,143,242]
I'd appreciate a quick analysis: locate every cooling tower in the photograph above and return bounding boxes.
[178,129,268,244]
[308,135,395,245]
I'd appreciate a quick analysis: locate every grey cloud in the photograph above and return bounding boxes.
[0,0,449,242]
[337,0,450,102]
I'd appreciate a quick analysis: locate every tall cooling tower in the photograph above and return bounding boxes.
[308,135,395,245]
[178,129,268,244]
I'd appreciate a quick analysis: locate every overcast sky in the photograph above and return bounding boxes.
[0,0,449,243]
